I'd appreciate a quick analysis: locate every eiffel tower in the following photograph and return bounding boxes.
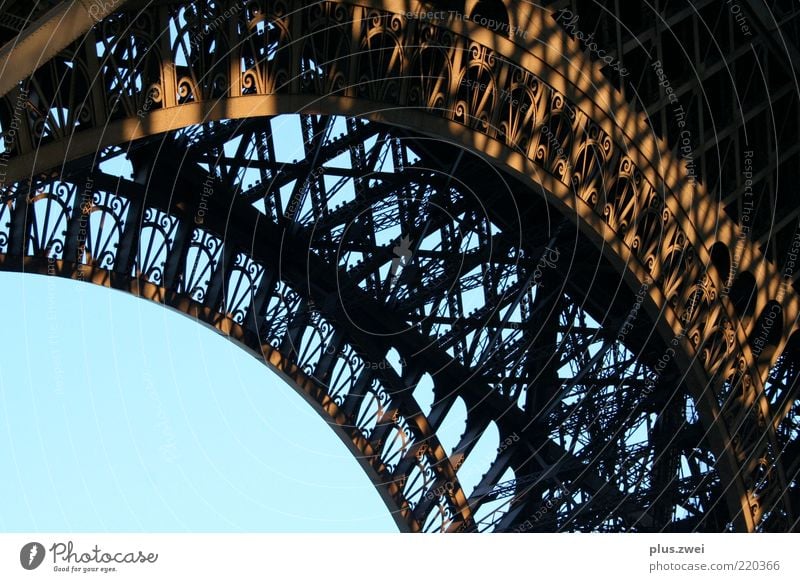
[1,0,799,532]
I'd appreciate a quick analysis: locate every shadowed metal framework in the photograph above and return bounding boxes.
[1,0,799,532]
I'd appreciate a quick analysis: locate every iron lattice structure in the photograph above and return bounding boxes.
[1,0,799,532]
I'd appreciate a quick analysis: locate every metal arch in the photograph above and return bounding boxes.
[0,140,479,533]
[0,0,797,530]
[0,0,132,98]
[5,256,442,533]
[0,120,731,532]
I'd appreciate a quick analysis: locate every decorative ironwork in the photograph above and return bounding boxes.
[0,0,798,532]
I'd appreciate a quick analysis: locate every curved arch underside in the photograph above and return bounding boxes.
[0,0,798,531]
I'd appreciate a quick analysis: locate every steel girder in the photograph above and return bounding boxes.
[0,0,798,531]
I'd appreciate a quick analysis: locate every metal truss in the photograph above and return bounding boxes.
[0,0,799,532]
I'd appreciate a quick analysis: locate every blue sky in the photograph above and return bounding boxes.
[0,110,517,533]
[0,271,397,532]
